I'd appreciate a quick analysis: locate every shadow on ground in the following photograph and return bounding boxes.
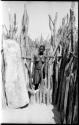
[52,106,61,124]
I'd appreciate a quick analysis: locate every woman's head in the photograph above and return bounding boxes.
[38,45,45,55]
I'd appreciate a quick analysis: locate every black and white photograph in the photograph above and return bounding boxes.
[0,1,78,124]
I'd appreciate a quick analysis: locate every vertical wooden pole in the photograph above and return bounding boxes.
[36,91,39,104]
[46,51,49,105]
[53,24,55,50]
[43,79,45,104]
[63,77,70,124]
[70,9,73,52]
[47,61,51,105]
[39,90,42,104]
[70,3,75,52]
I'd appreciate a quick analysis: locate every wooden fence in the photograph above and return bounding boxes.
[1,2,78,123]
[28,43,78,124]
[29,58,53,105]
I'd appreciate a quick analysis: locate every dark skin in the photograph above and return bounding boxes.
[31,46,45,90]
[24,45,45,94]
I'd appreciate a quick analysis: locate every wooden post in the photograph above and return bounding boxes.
[63,76,70,124]
[39,89,42,104]
[46,50,49,105]
[70,2,75,52]
[36,90,40,103]
[49,12,58,50]
[43,80,45,104]
[47,60,51,105]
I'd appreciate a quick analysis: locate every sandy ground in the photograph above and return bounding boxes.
[1,103,59,124]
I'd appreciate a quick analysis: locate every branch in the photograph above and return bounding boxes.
[48,15,54,26]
